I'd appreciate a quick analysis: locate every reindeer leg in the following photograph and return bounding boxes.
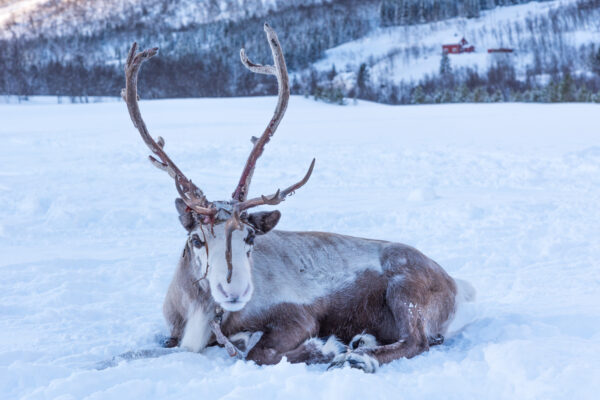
[284,336,347,364]
[162,311,184,348]
[357,329,429,366]
[243,306,324,365]
[329,286,431,373]
[328,325,429,373]
[245,334,347,366]
[227,331,264,358]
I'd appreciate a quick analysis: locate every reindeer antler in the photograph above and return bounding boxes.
[231,23,315,207]
[123,42,216,216]
[237,158,315,211]
[123,25,313,226]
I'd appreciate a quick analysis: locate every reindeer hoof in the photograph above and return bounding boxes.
[228,331,264,358]
[327,351,379,373]
[162,337,179,348]
[429,334,444,346]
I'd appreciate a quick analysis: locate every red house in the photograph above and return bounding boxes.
[442,37,475,54]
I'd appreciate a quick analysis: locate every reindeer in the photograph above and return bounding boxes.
[122,24,474,373]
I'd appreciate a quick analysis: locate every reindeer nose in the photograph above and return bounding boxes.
[217,283,251,302]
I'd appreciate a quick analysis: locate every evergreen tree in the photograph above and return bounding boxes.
[472,87,485,102]
[380,0,396,26]
[464,0,480,18]
[491,89,503,102]
[357,63,370,98]
[441,89,453,103]
[455,84,470,102]
[546,82,560,102]
[559,72,574,102]
[591,47,600,76]
[576,87,590,102]
[327,64,337,81]
[439,51,452,76]
[412,85,425,104]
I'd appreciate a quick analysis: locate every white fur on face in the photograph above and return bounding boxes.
[189,224,254,312]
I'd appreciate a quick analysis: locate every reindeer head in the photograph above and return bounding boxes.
[123,24,314,312]
[175,202,282,311]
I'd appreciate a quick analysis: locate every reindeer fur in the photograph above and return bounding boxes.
[164,227,470,372]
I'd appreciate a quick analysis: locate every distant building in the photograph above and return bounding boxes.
[442,37,475,54]
[487,48,514,53]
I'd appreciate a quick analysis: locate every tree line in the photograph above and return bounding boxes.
[299,52,600,105]
[0,0,379,99]
[379,0,553,25]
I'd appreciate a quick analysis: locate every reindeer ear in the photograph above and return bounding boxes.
[175,198,196,232]
[247,210,281,235]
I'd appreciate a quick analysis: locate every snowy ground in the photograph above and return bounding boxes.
[1,96,599,399]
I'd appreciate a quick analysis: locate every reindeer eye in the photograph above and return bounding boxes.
[191,235,204,248]
[245,231,255,246]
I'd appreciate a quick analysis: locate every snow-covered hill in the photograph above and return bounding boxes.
[312,0,600,85]
[0,0,330,39]
[1,97,599,399]
[1,0,598,101]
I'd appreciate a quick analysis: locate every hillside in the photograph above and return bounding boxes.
[306,0,600,103]
[0,0,599,103]
[0,0,330,38]
[314,0,596,83]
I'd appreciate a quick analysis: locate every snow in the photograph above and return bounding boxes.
[1,96,599,399]
[0,0,47,27]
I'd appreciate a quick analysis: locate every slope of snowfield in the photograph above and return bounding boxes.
[313,0,595,83]
[0,0,46,26]
[0,0,331,39]
[1,97,599,399]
